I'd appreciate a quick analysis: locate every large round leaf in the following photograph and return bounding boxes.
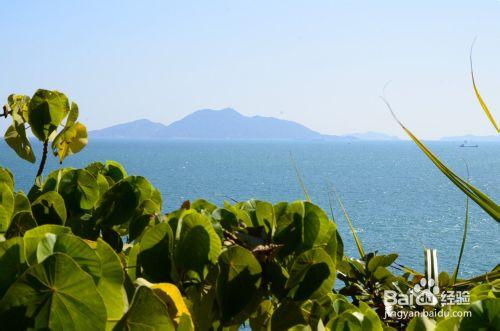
[52,122,88,163]
[36,233,102,283]
[28,89,69,140]
[0,253,107,330]
[94,238,127,328]
[103,160,127,183]
[0,237,26,298]
[114,286,175,330]
[285,248,336,301]
[138,222,174,282]
[459,299,500,330]
[0,183,14,232]
[23,224,71,265]
[58,169,99,212]
[5,211,37,239]
[0,166,14,190]
[94,179,139,227]
[4,123,36,163]
[274,201,305,257]
[302,202,336,251]
[13,191,31,214]
[216,245,262,324]
[31,191,67,225]
[175,211,222,281]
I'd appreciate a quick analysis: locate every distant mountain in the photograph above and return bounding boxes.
[89,108,400,141]
[344,132,399,141]
[156,108,323,140]
[91,119,168,139]
[91,108,328,140]
[440,134,499,142]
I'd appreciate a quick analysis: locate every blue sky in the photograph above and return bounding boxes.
[1,0,500,138]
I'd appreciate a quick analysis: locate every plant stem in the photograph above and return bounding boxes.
[36,139,49,178]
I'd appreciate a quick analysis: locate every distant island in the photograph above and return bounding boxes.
[90,108,399,141]
[439,134,499,142]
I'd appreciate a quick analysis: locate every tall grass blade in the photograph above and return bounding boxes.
[382,98,500,222]
[333,189,365,258]
[452,196,469,284]
[470,40,500,133]
[451,162,471,285]
[327,191,336,221]
[290,152,311,202]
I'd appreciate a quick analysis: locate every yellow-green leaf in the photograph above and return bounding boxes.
[52,122,88,163]
[471,56,499,133]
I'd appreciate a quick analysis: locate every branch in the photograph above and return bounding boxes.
[36,140,49,178]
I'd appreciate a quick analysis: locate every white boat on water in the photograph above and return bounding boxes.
[459,140,478,148]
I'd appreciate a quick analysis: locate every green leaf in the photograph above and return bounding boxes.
[104,160,127,182]
[23,224,71,265]
[0,167,14,190]
[367,254,398,273]
[58,169,100,212]
[270,301,308,330]
[29,90,69,137]
[175,210,222,281]
[250,299,274,331]
[274,201,305,257]
[52,122,88,163]
[216,245,262,324]
[0,237,26,298]
[5,211,37,239]
[28,89,70,141]
[126,242,141,281]
[138,222,174,282]
[94,179,140,227]
[326,312,362,331]
[31,191,67,225]
[4,124,36,163]
[94,238,127,329]
[0,253,107,330]
[4,96,36,162]
[114,286,175,330]
[191,199,217,214]
[0,183,15,232]
[302,202,337,253]
[185,284,218,331]
[406,316,436,331]
[8,93,30,123]
[13,191,31,214]
[36,233,102,283]
[470,279,500,302]
[460,299,500,330]
[286,248,336,301]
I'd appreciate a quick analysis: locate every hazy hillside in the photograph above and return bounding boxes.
[91,108,326,140]
[89,108,417,141]
[91,119,168,139]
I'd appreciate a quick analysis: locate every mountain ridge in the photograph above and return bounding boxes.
[88,108,415,141]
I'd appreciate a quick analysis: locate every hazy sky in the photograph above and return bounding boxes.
[1,0,500,139]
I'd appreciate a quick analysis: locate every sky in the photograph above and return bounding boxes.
[1,0,500,139]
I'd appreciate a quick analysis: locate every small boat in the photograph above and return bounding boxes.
[459,140,478,148]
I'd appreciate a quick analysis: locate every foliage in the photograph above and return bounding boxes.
[0,160,498,330]
[2,90,88,178]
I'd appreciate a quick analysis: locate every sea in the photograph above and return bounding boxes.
[1,139,498,279]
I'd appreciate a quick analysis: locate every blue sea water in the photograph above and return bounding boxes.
[1,139,498,278]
